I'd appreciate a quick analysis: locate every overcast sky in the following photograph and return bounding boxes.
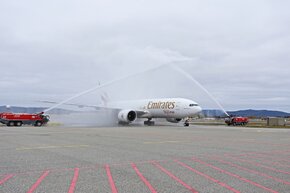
[0,0,290,112]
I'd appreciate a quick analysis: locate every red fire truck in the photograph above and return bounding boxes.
[0,112,49,127]
[225,116,249,126]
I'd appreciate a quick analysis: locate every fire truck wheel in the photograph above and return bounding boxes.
[34,121,43,127]
[16,122,23,127]
[7,121,15,127]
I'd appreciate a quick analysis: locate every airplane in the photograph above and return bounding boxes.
[104,98,202,126]
[42,97,202,126]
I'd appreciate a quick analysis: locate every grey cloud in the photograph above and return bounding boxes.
[0,0,290,111]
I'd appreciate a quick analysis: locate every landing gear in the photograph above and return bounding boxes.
[184,119,189,127]
[144,118,155,126]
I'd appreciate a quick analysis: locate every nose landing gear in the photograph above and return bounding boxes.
[184,119,190,127]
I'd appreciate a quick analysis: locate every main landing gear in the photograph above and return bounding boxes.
[144,118,155,126]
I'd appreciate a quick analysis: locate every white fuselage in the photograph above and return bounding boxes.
[106,98,202,119]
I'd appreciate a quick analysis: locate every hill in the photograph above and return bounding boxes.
[203,109,290,118]
[227,109,290,117]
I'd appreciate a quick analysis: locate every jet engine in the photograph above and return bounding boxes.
[166,118,182,123]
[118,110,137,123]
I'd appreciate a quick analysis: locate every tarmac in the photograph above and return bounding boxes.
[0,124,290,193]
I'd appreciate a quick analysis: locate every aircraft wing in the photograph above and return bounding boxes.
[39,101,150,117]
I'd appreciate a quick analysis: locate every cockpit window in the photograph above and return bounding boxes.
[189,104,198,107]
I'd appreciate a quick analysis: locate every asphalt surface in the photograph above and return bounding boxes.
[0,125,290,193]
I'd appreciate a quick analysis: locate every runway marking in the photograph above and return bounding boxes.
[16,145,89,151]
[131,163,157,193]
[0,174,13,185]
[210,157,290,185]
[0,156,289,193]
[68,168,79,193]
[143,140,183,144]
[191,157,279,193]
[105,164,118,193]
[224,154,290,175]
[27,170,50,193]
[152,161,198,193]
[0,167,80,178]
[175,160,241,193]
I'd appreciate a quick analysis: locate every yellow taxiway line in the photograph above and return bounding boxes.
[143,141,183,144]
[16,144,89,151]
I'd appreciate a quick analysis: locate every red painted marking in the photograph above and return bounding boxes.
[27,171,50,193]
[225,154,290,175]
[105,164,118,193]
[68,168,79,193]
[152,161,198,193]
[131,163,157,193]
[0,165,84,178]
[211,156,290,185]
[175,160,240,193]
[0,174,14,185]
[191,157,278,193]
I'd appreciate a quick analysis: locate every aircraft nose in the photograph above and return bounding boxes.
[195,106,202,114]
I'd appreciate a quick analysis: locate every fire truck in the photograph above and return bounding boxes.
[0,112,49,127]
[225,116,249,126]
